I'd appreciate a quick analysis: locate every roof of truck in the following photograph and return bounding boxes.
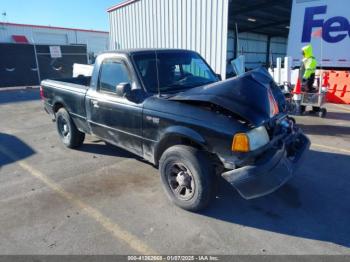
[103,48,196,55]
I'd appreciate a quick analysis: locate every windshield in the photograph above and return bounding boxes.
[132,51,219,94]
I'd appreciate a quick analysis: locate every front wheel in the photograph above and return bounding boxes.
[56,108,85,148]
[159,145,214,212]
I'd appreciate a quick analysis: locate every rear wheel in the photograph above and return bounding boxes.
[56,108,85,148]
[159,145,214,212]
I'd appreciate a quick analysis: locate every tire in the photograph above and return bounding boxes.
[287,116,296,125]
[159,145,214,212]
[312,106,321,113]
[319,108,327,118]
[56,108,85,148]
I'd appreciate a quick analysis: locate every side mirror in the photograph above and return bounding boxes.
[116,82,131,98]
[216,74,222,81]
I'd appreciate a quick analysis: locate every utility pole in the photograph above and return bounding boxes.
[1,11,8,25]
[1,11,7,21]
[0,12,6,29]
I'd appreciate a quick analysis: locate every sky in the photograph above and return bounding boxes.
[1,0,123,31]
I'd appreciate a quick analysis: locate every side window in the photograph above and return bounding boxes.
[99,60,131,93]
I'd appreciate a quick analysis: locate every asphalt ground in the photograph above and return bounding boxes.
[0,89,350,255]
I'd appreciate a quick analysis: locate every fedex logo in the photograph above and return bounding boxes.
[302,5,350,43]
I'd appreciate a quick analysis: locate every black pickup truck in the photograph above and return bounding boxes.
[41,49,310,211]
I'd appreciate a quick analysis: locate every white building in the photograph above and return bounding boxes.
[108,0,291,79]
[0,22,109,61]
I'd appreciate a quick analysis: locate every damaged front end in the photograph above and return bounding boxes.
[169,67,285,126]
[222,119,310,199]
[170,67,310,199]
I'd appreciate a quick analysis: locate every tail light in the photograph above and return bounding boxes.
[40,86,44,99]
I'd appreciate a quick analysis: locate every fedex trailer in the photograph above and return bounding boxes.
[287,0,350,104]
[288,0,350,69]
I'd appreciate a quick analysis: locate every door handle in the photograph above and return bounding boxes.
[91,100,99,108]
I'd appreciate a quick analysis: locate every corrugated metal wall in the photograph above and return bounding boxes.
[109,0,230,79]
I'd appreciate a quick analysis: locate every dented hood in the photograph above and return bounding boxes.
[169,67,279,126]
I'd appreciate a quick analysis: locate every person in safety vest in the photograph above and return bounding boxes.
[300,44,317,93]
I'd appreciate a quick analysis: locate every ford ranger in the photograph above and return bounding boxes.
[41,49,310,211]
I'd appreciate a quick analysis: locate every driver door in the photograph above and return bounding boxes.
[86,58,143,156]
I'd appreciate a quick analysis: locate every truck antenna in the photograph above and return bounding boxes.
[155,50,161,97]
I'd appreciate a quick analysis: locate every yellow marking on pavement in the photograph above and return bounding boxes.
[312,143,350,155]
[0,145,156,255]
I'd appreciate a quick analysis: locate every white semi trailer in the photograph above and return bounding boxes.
[287,0,350,69]
[286,0,350,104]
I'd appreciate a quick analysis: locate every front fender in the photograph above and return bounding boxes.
[164,126,206,144]
[154,126,208,164]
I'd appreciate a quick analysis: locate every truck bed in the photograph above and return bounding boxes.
[41,76,92,134]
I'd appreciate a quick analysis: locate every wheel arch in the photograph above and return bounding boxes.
[52,99,68,114]
[154,126,209,166]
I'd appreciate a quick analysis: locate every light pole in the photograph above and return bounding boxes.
[1,11,7,22]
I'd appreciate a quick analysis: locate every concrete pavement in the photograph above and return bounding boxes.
[1,89,350,255]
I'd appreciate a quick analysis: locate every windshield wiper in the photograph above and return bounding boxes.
[180,80,216,88]
[159,80,217,94]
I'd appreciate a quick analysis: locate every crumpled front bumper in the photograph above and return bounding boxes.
[222,131,310,200]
